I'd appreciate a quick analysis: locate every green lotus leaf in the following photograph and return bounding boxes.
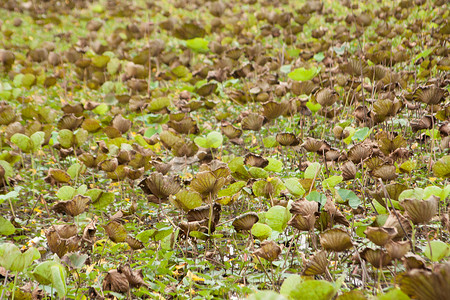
[433,155,450,178]
[251,223,272,240]
[288,67,320,82]
[11,133,33,153]
[284,178,305,197]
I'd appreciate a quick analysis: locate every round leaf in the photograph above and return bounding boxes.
[288,67,320,81]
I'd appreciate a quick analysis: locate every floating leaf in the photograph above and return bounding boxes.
[194,131,223,148]
[31,260,67,298]
[337,189,361,209]
[322,175,343,190]
[251,223,272,240]
[305,191,327,206]
[284,178,306,197]
[288,67,320,81]
[186,38,209,53]
[218,181,246,197]
[264,158,283,172]
[304,162,321,179]
[289,280,336,300]
[11,133,33,153]
[0,216,15,235]
[265,205,291,232]
[433,155,450,178]
[424,240,450,262]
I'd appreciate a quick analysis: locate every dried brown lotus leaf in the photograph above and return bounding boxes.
[364,226,398,246]
[103,126,121,139]
[112,115,132,134]
[291,80,318,96]
[62,103,84,115]
[377,133,407,155]
[98,158,118,172]
[364,157,385,171]
[262,100,288,120]
[290,199,318,216]
[225,47,243,60]
[370,183,407,206]
[82,219,97,245]
[126,236,144,250]
[168,117,198,135]
[49,224,78,239]
[244,153,269,168]
[159,130,182,149]
[0,104,16,125]
[339,59,371,77]
[195,82,217,97]
[319,228,353,252]
[386,241,410,260]
[172,140,198,157]
[46,232,80,258]
[333,126,344,139]
[79,153,96,168]
[353,105,370,123]
[174,22,205,40]
[186,203,221,223]
[325,149,340,161]
[402,254,428,271]
[82,118,102,132]
[288,213,316,231]
[370,65,389,81]
[179,220,208,234]
[118,264,147,289]
[398,261,450,300]
[371,164,397,181]
[361,248,391,268]
[57,114,84,130]
[302,251,328,276]
[401,196,439,224]
[117,150,132,165]
[102,269,129,293]
[152,160,171,175]
[0,50,15,66]
[126,167,144,181]
[276,133,300,146]
[341,161,356,180]
[190,171,225,197]
[315,88,338,107]
[301,137,323,153]
[47,168,71,184]
[53,195,91,217]
[348,143,372,164]
[439,122,450,137]
[410,115,435,132]
[106,165,128,181]
[372,99,393,119]
[5,122,25,139]
[413,85,448,105]
[138,172,181,199]
[320,199,350,228]
[241,112,265,131]
[45,224,80,258]
[104,221,127,243]
[254,240,281,262]
[221,123,242,139]
[232,212,259,231]
[384,213,411,239]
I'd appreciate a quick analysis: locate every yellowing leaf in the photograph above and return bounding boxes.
[187,270,205,282]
